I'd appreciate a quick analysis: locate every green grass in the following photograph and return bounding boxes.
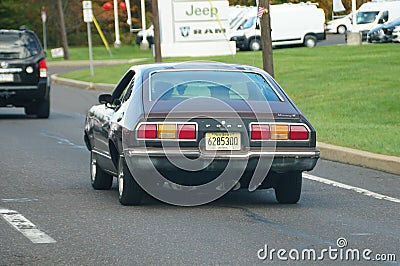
[59,44,400,156]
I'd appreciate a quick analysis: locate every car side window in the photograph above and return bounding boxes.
[120,78,135,103]
[380,11,388,24]
[111,70,135,102]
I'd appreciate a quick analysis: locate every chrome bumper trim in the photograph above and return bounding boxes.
[125,148,320,159]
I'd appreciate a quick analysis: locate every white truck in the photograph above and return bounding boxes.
[353,0,400,40]
[230,3,326,50]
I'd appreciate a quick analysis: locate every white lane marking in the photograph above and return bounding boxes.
[0,208,56,244]
[40,132,86,149]
[303,173,400,204]
[1,198,39,203]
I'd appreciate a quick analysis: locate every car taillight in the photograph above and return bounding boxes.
[289,125,309,140]
[251,124,269,140]
[178,124,196,139]
[137,124,157,139]
[158,124,176,139]
[39,59,47,78]
[270,124,289,140]
[137,123,196,140]
[250,123,309,141]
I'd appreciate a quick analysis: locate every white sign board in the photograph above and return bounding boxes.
[82,1,92,9]
[158,0,235,57]
[51,47,64,58]
[82,1,93,23]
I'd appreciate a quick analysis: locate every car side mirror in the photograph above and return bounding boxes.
[98,94,113,104]
[113,98,122,107]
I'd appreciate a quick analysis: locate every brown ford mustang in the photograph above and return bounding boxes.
[84,62,319,206]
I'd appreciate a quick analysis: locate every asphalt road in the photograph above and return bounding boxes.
[1,58,399,265]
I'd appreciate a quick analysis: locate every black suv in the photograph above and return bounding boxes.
[0,28,50,118]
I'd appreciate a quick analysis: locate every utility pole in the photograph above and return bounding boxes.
[41,7,47,51]
[259,0,274,77]
[113,0,122,47]
[140,0,149,49]
[56,0,70,60]
[152,0,162,62]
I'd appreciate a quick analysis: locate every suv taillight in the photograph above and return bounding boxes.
[39,59,47,78]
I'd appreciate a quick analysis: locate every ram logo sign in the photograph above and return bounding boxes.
[180,26,190,37]
[175,22,228,42]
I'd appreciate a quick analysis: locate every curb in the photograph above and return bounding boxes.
[51,76,400,176]
[317,142,400,175]
[52,75,114,91]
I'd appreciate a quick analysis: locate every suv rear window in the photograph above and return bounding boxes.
[0,32,40,59]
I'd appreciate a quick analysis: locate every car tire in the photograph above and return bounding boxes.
[274,171,302,204]
[118,157,144,206]
[249,38,262,51]
[303,35,317,48]
[36,97,50,118]
[90,152,113,190]
[337,25,347,35]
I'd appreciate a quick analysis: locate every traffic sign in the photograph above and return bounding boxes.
[82,1,93,23]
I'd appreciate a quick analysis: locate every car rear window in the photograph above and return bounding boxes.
[150,71,281,102]
[0,32,40,59]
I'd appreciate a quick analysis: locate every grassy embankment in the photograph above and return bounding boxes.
[58,44,400,156]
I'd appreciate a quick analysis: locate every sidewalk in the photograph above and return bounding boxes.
[50,64,400,176]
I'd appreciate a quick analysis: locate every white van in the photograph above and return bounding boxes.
[230,3,326,50]
[354,0,400,39]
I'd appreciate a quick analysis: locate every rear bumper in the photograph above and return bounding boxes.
[124,147,320,173]
[0,78,49,107]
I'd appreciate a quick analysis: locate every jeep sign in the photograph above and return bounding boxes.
[173,2,228,21]
[157,0,236,57]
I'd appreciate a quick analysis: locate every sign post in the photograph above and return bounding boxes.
[41,7,47,51]
[83,1,94,77]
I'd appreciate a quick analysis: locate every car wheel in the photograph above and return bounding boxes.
[303,35,317,48]
[249,38,262,51]
[36,97,50,118]
[90,151,113,190]
[274,171,302,204]
[118,157,144,206]
[337,25,347,35]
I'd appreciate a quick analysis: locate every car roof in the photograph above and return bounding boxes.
[130,62,264,75]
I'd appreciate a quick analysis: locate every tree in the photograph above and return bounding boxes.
[259,0,274,77]
[56,0,69,59]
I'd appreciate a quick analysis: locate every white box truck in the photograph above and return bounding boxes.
[353,0,400,40]
[230,3,326,50]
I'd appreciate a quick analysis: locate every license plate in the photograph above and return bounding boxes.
[205,132,241,151]
[0,74,13,83]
